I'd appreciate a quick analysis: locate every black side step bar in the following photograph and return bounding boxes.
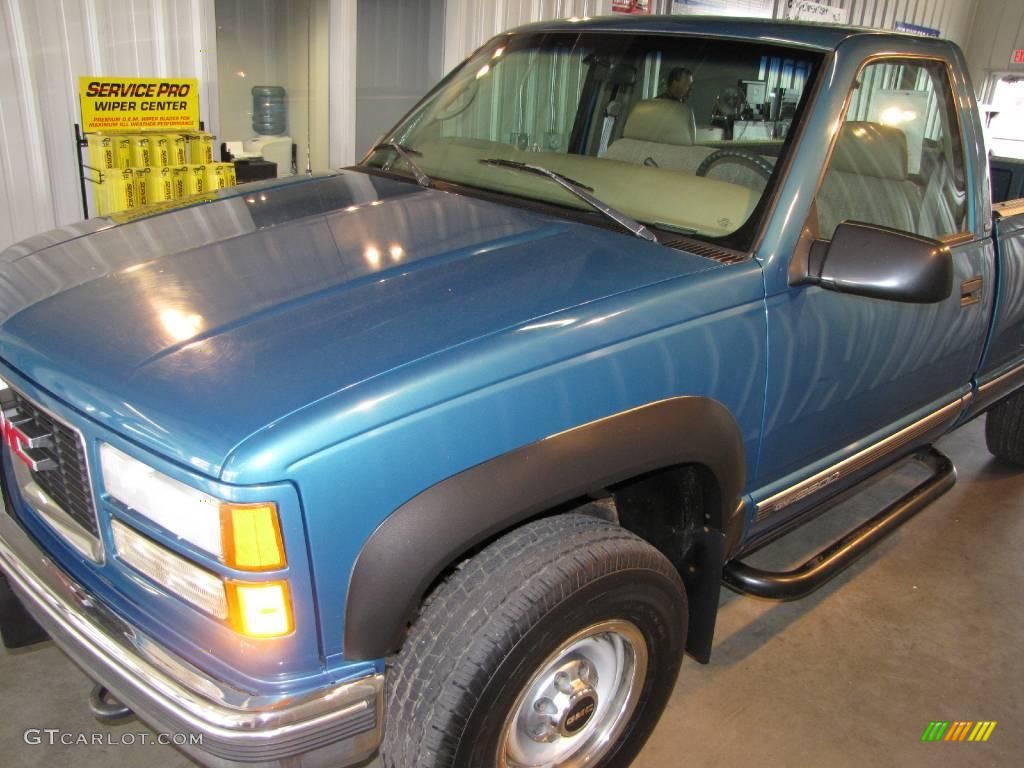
[723,447,955,601]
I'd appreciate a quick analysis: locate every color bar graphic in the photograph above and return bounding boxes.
[921,721,996,742]
[968,722,997,742]
[944,721,972,741]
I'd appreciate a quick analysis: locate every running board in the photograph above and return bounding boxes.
[723,447,955,601]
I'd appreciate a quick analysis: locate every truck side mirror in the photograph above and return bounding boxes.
[807,221,953,303]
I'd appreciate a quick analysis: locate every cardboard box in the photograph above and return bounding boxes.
[147,166,176,203]
[187,132,214,165]
[184,164,206,195]
[100,168,139,214]
[128,135,153,168]
[205,162,237,190]
[86,134,116,172]
[165,134,187,165]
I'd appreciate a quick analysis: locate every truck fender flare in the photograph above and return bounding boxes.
[342,396,746,660]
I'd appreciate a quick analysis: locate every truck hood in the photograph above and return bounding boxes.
[0,170,719,477]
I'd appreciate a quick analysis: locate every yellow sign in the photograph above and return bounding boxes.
[79,77,199,132]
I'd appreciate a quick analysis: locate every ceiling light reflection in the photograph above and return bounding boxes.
[160,308,204,342]
[121,260,155,274]
[879,106,918,126]
[582,310,625,327]
[365,245,381,267]
[518,318,577,332]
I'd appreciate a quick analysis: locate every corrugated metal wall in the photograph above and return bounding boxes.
[443,0,610,73]
[443,1,980,79]
[965,0,1024,100]
[440,43,590,147]
[0,0,217,252]
[770,0,978,46]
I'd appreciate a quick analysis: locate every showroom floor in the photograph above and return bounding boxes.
[0,416,1020,768]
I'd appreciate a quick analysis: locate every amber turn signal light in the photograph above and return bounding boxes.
[226,580,294,638]
[220,502,286,571]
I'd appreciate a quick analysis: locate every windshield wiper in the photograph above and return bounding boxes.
[372,141,433,188]
[478,158,657,243]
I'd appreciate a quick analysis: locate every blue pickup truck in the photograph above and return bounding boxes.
[1,16,1023,768]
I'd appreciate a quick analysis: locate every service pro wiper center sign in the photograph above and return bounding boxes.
[78,77,199,132]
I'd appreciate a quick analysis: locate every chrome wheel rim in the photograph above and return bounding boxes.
[498,619,648,767]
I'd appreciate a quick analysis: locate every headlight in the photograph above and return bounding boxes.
[100,442,285,571]
[112,519,228,618]
[102,442,294,638]
[100,442,221,553]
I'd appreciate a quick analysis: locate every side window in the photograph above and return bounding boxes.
[815,58,968,241]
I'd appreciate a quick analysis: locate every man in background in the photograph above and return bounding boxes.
[659,67,694,102]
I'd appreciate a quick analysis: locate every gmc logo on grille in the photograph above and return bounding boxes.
[2,415,55,472]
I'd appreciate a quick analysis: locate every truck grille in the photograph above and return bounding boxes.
[6,390,98,537]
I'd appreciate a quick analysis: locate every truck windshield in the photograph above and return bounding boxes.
[363,31,822,250]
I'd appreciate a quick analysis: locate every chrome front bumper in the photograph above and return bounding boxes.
[0,506,383,768]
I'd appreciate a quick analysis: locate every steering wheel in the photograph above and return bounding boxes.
[432,78,479,121]
[696,148,774,183]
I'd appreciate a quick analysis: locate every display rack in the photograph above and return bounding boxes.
[73,120,206,220]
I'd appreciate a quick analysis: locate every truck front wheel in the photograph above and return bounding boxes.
[985,389,1024,465]
[380,513,688,768]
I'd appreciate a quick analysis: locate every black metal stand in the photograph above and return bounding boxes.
[74,123,89,219]
[74,123,110,220]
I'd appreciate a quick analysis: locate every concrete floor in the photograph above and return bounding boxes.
[1,416,1021,767]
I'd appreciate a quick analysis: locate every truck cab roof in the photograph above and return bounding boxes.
[515,14,951,51]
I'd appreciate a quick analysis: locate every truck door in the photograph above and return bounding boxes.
[755,56,995,500]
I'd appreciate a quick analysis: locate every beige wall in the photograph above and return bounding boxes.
[214,0,282,143]
[355,0,445,158]
[214,0,330,172]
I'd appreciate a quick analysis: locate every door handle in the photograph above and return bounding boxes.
[961,276,983,307]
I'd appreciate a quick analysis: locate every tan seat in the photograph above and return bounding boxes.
[620,99,697,145]
[917,148,967,238]
[605,99,714,174]
[817,122,922,239]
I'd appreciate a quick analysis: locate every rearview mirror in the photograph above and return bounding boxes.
[807,221,953,303]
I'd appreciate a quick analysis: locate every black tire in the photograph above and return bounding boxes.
[985,389,1024,464]
[381,513,687,768]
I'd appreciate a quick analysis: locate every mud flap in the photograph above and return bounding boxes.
[0,572,48,649]
[682,526,725,664]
